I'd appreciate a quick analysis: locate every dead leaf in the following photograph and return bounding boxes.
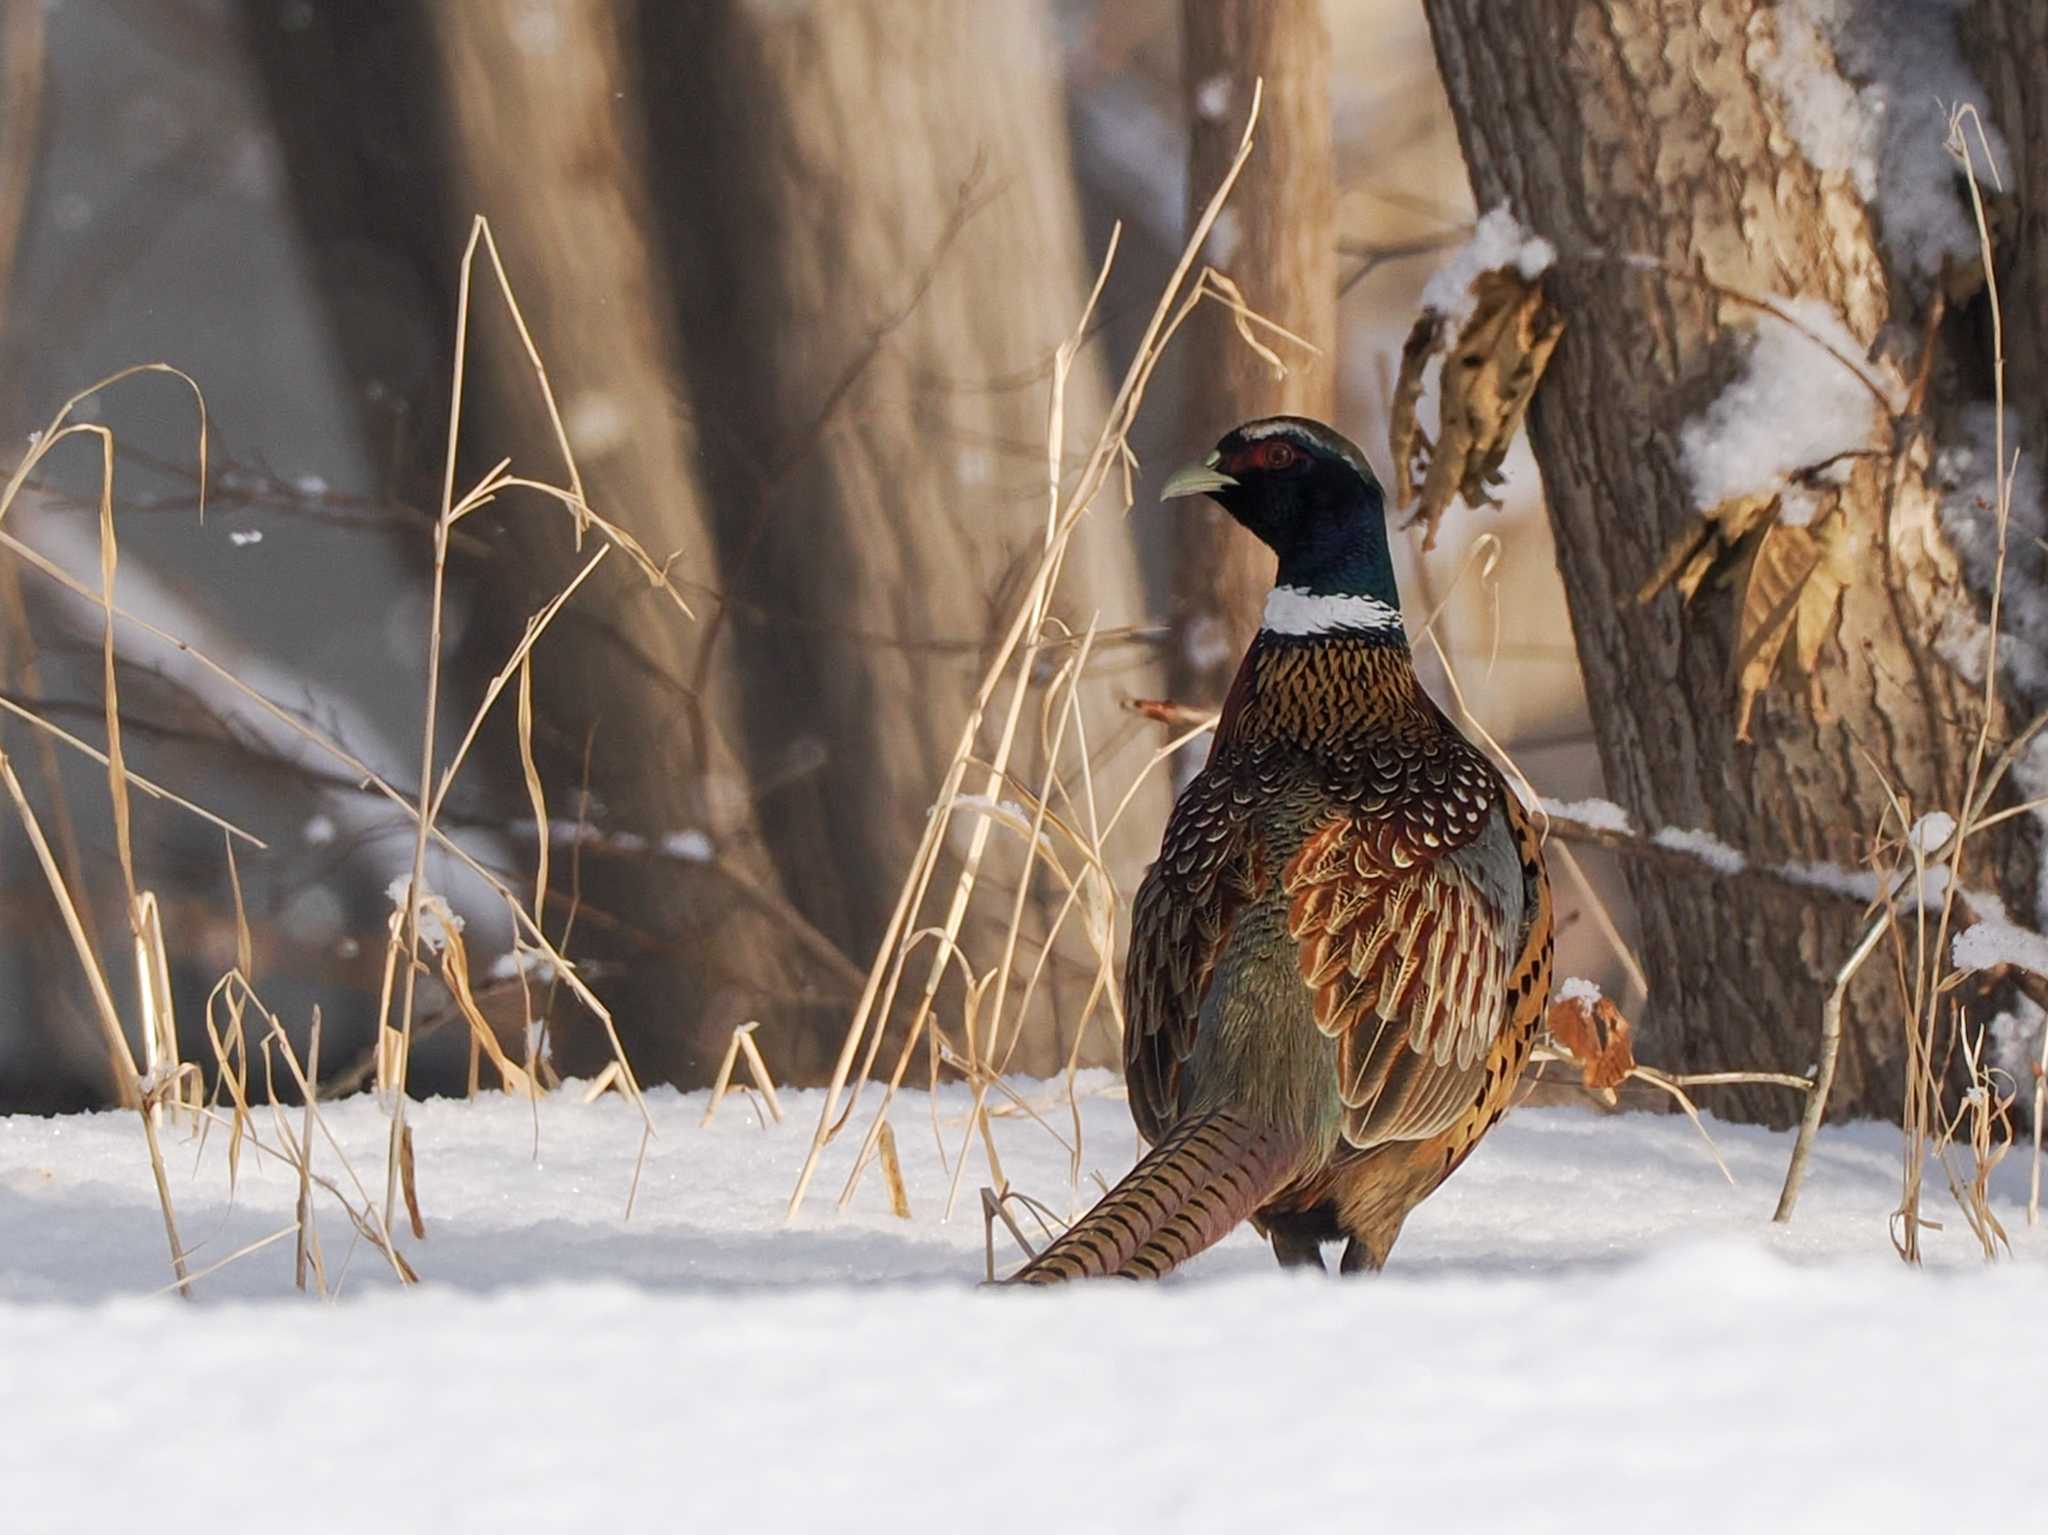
[1390,268,1563,550]
[1731,523,1819,740]
[1544,991,1637,1093]
[1728,499,1854,742]
[398,1121,425,1239]
[1389,309,1444,511]
[878,1120,911,1220]
[1793,513,1855,676]
[1638,481,1855,742]
[439,940,537,1097]
[1639,491,1777,606]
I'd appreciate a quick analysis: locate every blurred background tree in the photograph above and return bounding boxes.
[29,0,1945,1124]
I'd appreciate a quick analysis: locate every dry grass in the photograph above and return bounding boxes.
[1770,105,2039,1260]
[784,82,1327,1225]
[0,217,694,1293]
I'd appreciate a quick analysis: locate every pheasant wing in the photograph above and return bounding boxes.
[1122,765,1263,1146]
[1284,793,1533,1147]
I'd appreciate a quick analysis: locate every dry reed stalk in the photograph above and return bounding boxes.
[147,1224,299,1299]
[0,365,219,1294]
[202,970,412,1284]
[0,228,671,1260]
[980,1186,1041,1280]
[1931,1020,2013,1259]
[0,217,673,1288]
[2034,1001,2047,1226]
[701,1021,783,1128]
[1765,107,2039,1250]
[929,621,1107,1218]
[787,81,1286,1222]
[373,217,670,1231]
[1881,108,2014,1263]
[296,1007,324,1293]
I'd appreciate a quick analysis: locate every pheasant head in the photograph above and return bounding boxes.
[1160,416,1404,639]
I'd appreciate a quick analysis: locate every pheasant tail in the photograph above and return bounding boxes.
[1005,1113,1297,1284]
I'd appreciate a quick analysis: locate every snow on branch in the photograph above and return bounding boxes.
[1390,205,1561,550]
[1678,300,1890,520]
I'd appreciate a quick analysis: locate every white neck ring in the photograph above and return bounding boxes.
[1260,584,1403,636]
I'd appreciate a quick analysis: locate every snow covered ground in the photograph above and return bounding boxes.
[3,1077,2042,1533]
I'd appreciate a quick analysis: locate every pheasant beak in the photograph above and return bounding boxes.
[1160,451,1237,502]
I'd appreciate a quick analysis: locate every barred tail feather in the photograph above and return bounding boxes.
[1005,1113,1296,1284]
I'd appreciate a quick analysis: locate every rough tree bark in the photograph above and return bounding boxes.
[640,0,1164,1071]
[1173,0,1337,707]
[1422,0,2036,1121]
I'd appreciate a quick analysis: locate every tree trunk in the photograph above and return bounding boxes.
[1173,0,1337,707]
[639,0,1163,1072]
[1422,0,2036,1122]
[426,0,851,1079]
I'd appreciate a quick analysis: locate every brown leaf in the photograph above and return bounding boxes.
[1727,500,1854,742]
[1389,310,1444,511]
[1639,483,1854,740]
[1731,523,1817,741]
[1792,512,1855,675]
[1389,268,1563,550]
[1545,990,1638,1093]
[1640,491,1779,606]
[399,1121,426,1240]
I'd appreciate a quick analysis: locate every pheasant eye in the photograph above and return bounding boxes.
[1259,441,1299,470]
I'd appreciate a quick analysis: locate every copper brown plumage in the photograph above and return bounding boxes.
[1007,417,1551,1284]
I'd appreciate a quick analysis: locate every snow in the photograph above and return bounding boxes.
[1419,205,1554,330]
[0,1081,2040,1532]
[659,828,714,863]
[1935,405,2048,702]
[1538,794,1633,834]
[385,873,464,953]
[1952,918,2048,977]
[1193,72,1231,123]
[1181,612,1235,673]
[487,945,558,985]
[1776,857,1878,902]
[1760,0,2006,277]
[228,527,263,546]
[1908,810,1956,855]
[1679,299,1887,513]
[1653,824,1747,875]
[1989,997,2046,1089]
[1757,2,1876,198]
[1554,975,1602,1006]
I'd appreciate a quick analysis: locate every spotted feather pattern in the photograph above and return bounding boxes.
[1124,632,1544,1158]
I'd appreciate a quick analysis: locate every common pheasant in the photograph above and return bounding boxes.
[1008,416,1552,1282]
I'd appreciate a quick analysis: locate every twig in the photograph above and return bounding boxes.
[1774,911,1888,1222]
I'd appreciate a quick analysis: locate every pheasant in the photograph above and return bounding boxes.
[1008,416,1551,1282]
